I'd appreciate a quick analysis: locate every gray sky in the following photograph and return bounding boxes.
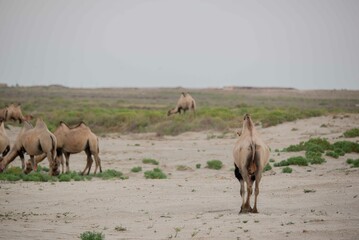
[0,0,358,89]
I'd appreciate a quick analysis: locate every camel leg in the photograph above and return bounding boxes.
[234,164,246,213]
[252,174,262,213]
[93,153,102,174]
[243,177,253,213]
[20,154,25,170]
[64,152,70,173]
[81,153,93,175]
[29,155,36,172]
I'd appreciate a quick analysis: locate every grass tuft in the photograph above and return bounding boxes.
[282,166,293,173]
[80,231,105,240]
[144,168,167,179]
[131,166,142,173]
[142,158,159,165]
[343,128,359,138]
[206,160,223,170]
[346,158,359,168]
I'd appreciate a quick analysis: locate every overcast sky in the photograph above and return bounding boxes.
[0,0,358,89]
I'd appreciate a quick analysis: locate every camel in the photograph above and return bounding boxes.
[0,103,33,123]
[0,120,10,161]
[167,92,196,116]
[0,118,59,176]
[233,113,270,213]
[35,121,102,175]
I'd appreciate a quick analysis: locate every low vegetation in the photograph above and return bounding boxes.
[144,168,167,179]
[347,158,359,168]
[206,160,223,170]
[282,167,293,173]
[263,163,272,172]
[343,128,359,138]
[2,86,357,136]
[131,166,142,173]
[0,167,126,182]
[80,231,104,240]
[142,158,159,165]
[280,138,359,167]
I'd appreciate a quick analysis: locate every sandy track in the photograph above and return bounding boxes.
[1,114,359,239]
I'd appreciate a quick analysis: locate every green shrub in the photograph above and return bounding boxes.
[80,231,105,240]
[343,128,359,138]
[326,151,339,159]
[196,163,201,169]
[144,168,167,179]
[58,174,72,182]
[332,141,359,153]
[206,160,223,170]
[142,158,159,165]
[263,163,272,172]
[282,167,293,173]
[346,158,359,168]
[96,169,124,180]
[274,156,308,167]
[131,166,142,173]
[309,156,326,165]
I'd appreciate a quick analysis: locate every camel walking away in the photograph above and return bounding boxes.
[0,119,59,176]
[0,103,32,123]
[167,92,196,116]
[233,114,270,213]
[0,120,10,161]
[35,121,102,175]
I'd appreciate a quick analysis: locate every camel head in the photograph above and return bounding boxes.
[241,113,255,135]
[167,109,175,116]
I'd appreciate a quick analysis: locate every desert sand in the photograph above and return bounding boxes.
[0,114,358,239]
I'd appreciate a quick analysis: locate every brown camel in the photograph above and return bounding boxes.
[0,120,10,161]
[233,114,270,213]
[0,119,59,176]
[35,121,102,175]
[167,92,196,116]
[0,103,33,123]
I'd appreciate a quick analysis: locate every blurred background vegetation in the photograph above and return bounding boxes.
[1,85,358,135]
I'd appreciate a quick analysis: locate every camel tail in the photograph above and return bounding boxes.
[247,142,258,175]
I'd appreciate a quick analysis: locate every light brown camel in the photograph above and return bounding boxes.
[167,92,196,116]
[0,103,33,123]
[0,120,10,161]
[0,119,59,176]
[233,114,270,213]
[35,121,102,175]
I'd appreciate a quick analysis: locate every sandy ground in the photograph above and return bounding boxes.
[1,114,359,240]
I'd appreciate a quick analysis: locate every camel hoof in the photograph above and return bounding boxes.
[251,208,258,214]
[240,207,252,214]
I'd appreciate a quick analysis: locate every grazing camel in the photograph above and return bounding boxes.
[0,103,32,123]
[233,114,270,213]
[35,121,102,175]
[0,118,59,176]
[0,121,10,161]
[167,92,196,116]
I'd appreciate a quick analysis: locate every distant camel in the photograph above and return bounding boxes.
[0,119,59,176]
[0,120,10,161]
[35,121,102,175]
[233,114,270,213]
[167,92,196,116]
[0,103,33,123]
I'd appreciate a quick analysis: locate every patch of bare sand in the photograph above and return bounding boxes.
[1,114,359,239]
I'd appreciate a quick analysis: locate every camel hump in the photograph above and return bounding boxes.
[35,118,47,129]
